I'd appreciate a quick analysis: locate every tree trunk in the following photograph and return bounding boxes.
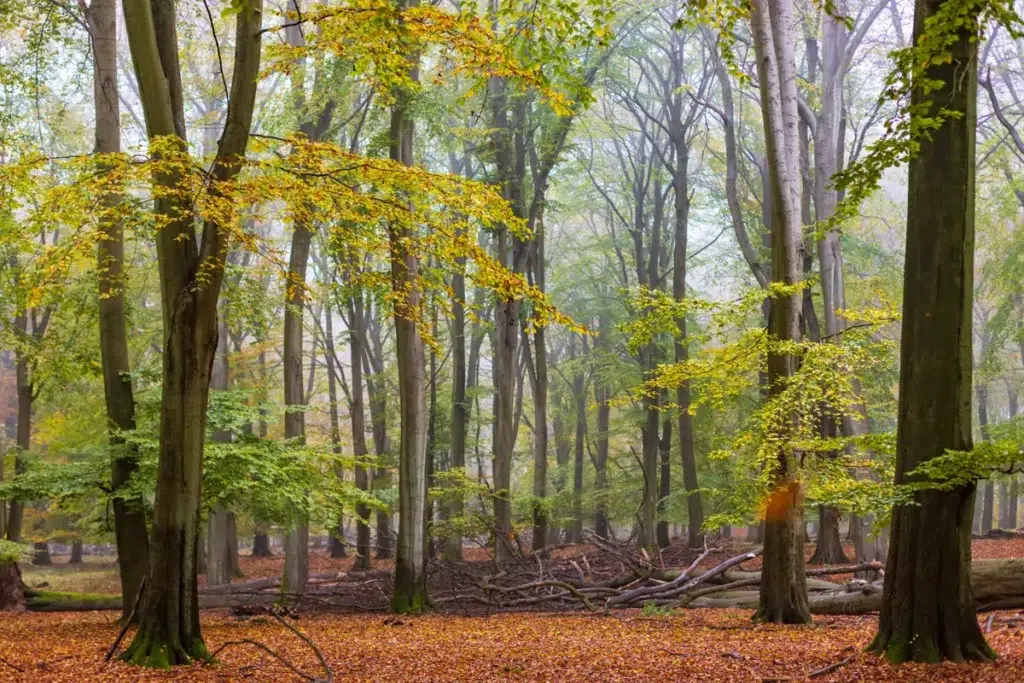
[6,350,31,543]
[252,531,272,558]
[531,223,550,551]
[869,0,992,663]
[31,542,51,566]
[207,314,232,588]
[69,539,84,564]
[447,244,468,560]
[389,13,428,611]
[593,314,611,539]
[280,0,317,596]
[977,384,994,532]
[86,0,149,617]
[750,0,810,625]
[324,299,346,559]
[120,0,262,664]
[657,416,671,549]
[809,506,849,565]
[348,293,372,569]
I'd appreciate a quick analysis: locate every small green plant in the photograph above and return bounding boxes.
[0,539,32,563]
[641,600,675,617]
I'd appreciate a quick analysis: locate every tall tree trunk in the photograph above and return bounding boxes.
[324,300,347,559]
[348,293,372,569]
[206,313,232,587]
[87,0,149,616]
[593,313,611,539]
[657,415,671,548]
[571,346,586,544]
[977,384,994,532]
[280,0,319,595]
[750,0,810,625]
[366,337,392,559]
[531,223,550,551]
[389,6,428,610]
[869,0,993,663]
[7,351,29,543]
[447,249,468,560]
[120,0,262,665]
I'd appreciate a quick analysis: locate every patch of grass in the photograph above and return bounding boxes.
[20,554,121,595]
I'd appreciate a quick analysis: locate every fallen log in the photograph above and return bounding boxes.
[685,559,1024,614]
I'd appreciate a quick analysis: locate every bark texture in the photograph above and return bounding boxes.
[868,0,993,663]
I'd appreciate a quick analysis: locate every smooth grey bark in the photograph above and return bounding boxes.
[593,312,611,539]
[347,292,372,569]
[323,297,347,559]
[531,221,550,551]
[571,337,586,544]
[750,0,810,625]
[869,0,993,663]
[389,1,428,611]
[86,0,150,617]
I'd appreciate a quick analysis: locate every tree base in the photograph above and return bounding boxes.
[120,631,209,669]
[867,629,996,665]
[390,590,428,614]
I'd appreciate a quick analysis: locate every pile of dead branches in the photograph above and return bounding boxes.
[429,535,886,615]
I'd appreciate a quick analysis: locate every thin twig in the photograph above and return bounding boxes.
[808,651,856,678]
[208,639,315,681]
[268,609,334,683]
[0,654,24,673]
[105,576,146,662]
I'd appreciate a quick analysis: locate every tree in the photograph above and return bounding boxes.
[118,0,263,665]
[749,0,811,625]
[868,0,994,663]
[388,0,429,613]
[84,0,150,617]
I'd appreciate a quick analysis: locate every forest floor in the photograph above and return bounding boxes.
[2,537,1023,682]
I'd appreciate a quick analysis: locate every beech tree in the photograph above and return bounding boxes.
[749,0,811,625]
[868,0,994,663]
[118,0,263,665]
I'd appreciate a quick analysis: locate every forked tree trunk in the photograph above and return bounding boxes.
[389,8,428,611]
[120,0,262,665]
[869,0,993,663]
[750,0,810,625]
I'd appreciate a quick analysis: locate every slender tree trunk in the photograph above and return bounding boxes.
[531,223,550,551]
[7,342,31,543]
[571,348,586,544]
[977,383,994,532]
[750,0,810,625]
[86,0,149,616]
[593,314,611,539]
[324,300,347,559]
[348,294,372,569]
[389,8,428,610]
[657,415,672,548]
[869,0,993,663]
[447,254,468,560]
[207,313,232,588]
